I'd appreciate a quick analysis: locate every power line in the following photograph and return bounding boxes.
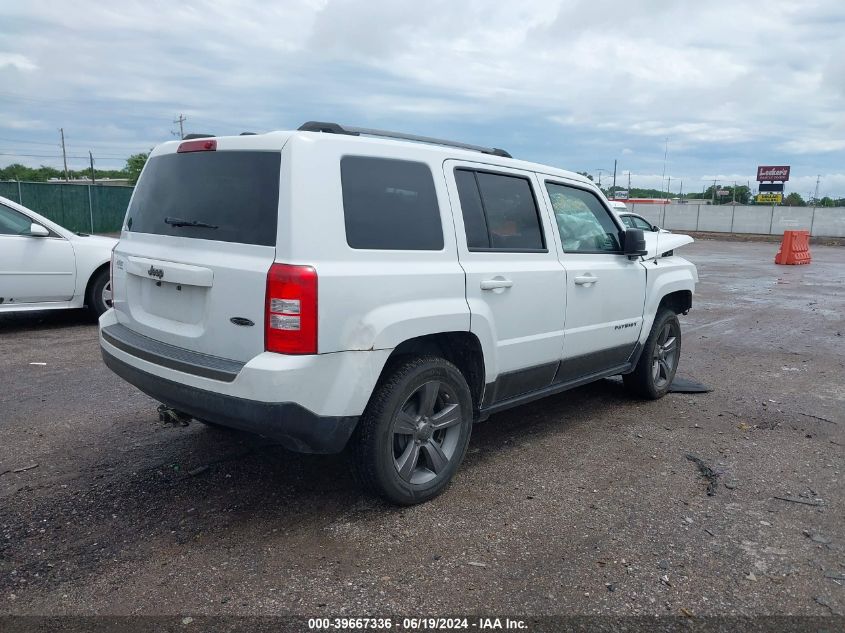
[0,136,146,152]
[0,136,60,146]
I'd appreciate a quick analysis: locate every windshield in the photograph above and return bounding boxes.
[126,150,281,246]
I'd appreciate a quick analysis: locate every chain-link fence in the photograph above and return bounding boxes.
[0,181,132,234]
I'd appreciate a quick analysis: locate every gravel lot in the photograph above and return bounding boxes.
[1,238,843,617]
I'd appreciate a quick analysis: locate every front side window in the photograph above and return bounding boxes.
[545,183,621,253]
[341,156,443,250]
[0,204,32,235]
[454,169,545,251]
[631,215,654,231]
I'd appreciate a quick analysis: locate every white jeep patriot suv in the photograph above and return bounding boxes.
[100,122,697,505]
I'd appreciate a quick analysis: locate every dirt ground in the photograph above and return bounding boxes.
[1,239,843,617]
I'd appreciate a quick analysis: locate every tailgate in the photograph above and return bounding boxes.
[112,145,283,364]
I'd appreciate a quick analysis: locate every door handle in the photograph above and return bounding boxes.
[574,275,599,286]
[480,277,514,291]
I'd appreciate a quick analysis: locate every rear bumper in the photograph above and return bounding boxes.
[102,349,358,454]
[98,310,392,454]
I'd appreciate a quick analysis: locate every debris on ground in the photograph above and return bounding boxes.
[187,465,209,477]
[157,404,192,426]
[685,454,720,495]
[791,411,838,425]
[467,561,487,568]
[813,596,835,614]
[0,463,39,477]
[803,531,832,545]
[773,495,824,507]
[668,376,713,393]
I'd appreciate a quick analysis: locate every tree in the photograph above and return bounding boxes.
[819,196,834,207]
[702,184,751,205]
[125,153,149,185]
[783,192,805,206]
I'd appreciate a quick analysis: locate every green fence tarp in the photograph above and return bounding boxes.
[0,181,132,234]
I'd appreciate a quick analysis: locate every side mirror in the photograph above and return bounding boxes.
[29,223,50,237]
[622,228,647,258]
[651,225,660,232]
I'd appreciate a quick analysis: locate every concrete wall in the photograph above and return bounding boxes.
[626,203,845,238]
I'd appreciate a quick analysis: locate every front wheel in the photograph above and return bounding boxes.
[352,356,473,505]
[86,268,112,320]
[623,308,682,399]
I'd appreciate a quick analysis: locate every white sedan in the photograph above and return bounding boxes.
[0,195,117,319]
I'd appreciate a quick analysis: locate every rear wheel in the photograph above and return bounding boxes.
[623,308,681,399]
[352,356,473,505]
[85,268,111,320]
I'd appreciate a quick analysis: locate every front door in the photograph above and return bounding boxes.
[0,203,76,304]
[539,180,646,380]
[444,161,567,403]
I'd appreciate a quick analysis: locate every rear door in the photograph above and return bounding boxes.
[444,161,567,402]
[540,180,646,378]
[112,140,284,363]
[0,202,76,304]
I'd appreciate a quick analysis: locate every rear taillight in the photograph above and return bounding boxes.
[265,263,317,355]
[177,138,217,153]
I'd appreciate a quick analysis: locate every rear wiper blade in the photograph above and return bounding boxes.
[164,216,218,229]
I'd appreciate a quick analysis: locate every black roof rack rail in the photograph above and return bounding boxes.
[182,133,214,140]
[297,121,512,158]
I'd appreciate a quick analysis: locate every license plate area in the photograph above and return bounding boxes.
[132,276,207,325]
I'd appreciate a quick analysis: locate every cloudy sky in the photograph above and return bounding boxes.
[2,0,844,197]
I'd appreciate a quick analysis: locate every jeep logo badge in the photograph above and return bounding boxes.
[147,265,164,279]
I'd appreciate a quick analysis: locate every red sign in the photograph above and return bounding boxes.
[757,165,790,181]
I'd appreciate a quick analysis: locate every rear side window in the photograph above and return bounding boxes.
[341,156,443,250]
[126,151,281,246]
[454,169,545,251]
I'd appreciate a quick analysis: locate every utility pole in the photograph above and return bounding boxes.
[612,159,617,191]
[667,176,671,199]
[627,171,631,192]
[89,151,95,184]
[173,113,187,139]
[812,175,820,207]
[679,180,683,199]
[732,181,736,205]
[59,128,69,181]
[660,137,669,199]
[711,177,718,205]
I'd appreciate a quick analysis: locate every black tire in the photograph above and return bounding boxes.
[85,267,111,320]
[623,308,682,399]
[351,355,473,505]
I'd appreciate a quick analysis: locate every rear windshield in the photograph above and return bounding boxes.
[126,150,281,246]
